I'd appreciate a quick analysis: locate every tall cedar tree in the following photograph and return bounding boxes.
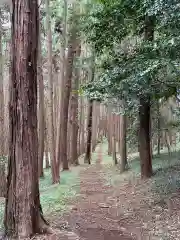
[4,0,47,237]
[84,99,93,164]
[45,0,58,183]
[70,43,81,165]
[38,21,45,178]
[139,16,154,179]
[60,22,77,170]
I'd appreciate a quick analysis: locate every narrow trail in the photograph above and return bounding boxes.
[46,145,180,240]
[50,145,134,240]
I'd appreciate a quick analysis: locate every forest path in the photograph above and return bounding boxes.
[48,145,134,240]
[45,145,180,240]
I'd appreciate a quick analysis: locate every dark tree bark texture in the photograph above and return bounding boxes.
[60,33,76,170]
[138,15,154,179]
[4,0,47,237]
[84,99,93,164]
[139,98,153,179]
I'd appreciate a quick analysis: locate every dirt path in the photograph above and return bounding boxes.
[45,145,180,240]
[49,146,134,240]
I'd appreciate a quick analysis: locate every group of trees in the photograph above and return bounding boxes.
[0,0,179,238]
[0,0,112,237]
[83,0,180,177]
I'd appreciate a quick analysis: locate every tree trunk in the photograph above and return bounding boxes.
[120,105,127,172]
[84,99,93,164]
[60,26,76,170]
[80,95,85,155]
[0,10,6,197]
[0,159,6,197]
[38,21,45,178]
[55,0,67,176]
[107,107,112,155]
[139,98,152,179]
[117,115,121,154]
[138,15,154,179]
[157,100,161,155]
[165,130,171,155]
[4,1,47,237]
[70,44,81,165]
[92,102,99,151]
[112,114,118,165]
[45,0,58,183]
[45,125,50,169]
[0,10,4,158]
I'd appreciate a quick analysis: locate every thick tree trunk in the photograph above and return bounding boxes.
[0,11,6,197]
[138,15,154,179]
[56,0,67,176]
[139,98,152,179]
[45,0,58,183]
[4,1,47,237]
[84,99,93,164]
[0,10,4,158]
[38,24,45,178]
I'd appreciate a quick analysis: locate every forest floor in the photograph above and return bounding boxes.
[1,143,180,239]
[37,143,180,240]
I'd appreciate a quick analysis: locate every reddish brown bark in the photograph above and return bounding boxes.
[157,100,161,155]
[0,10,6,197]
[4,0,47,237]
[120,113,127,172]
[92,102,99,151]
[80,95,85,155]
[107,108,112,155]
[45,126,50,169]
[139,98,153,179]
[55,0,67,176]
[84,99,93,164]
[112,113,118,165]
[38,25,45,178]
[118,101,128,172]
[46,0,58,183]
[70,44,81,165]
[138,15,154,179]
[60,30,76,170]
[0,10,4,158]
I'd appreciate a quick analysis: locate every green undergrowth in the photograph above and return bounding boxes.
[0,160,86,231]
[40,166,82,214]
[0,150,100,231]
[101,141,180,201]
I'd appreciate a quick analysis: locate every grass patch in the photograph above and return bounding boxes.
[150,151,180,198]
[40,166,82,214]
[0,164,83,231]
[101,142,180,201]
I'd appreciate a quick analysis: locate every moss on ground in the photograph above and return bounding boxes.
[0,164,84,231]
[40,166,82,214]
[102,142,180,201]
